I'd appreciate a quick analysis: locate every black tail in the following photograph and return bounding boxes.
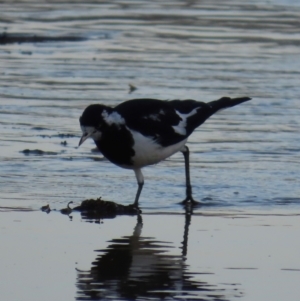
[183,96,251,135]
[208,96,251,115]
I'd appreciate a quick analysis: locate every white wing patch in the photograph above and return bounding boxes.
[172,108,198,136]
[143,109,166,122]
[102,110,125,126]
[143,114,160,122]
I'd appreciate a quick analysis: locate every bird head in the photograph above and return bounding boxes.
[78,104,107,146]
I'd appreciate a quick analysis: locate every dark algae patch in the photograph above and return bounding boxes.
[40,198,140,219]
[20,149,59,155]
[73,197,140,219]
[0,32,85,44]
[56,133,77,138]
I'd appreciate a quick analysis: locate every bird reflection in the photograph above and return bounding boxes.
[76,209,240,300]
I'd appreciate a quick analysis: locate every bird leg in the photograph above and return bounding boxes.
[133,169,144,207]
[181,146,198,205]
[134,182,144,207]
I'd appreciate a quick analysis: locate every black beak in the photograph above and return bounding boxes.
[78,132,91,147]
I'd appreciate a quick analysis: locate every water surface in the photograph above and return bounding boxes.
[1,1,300,300]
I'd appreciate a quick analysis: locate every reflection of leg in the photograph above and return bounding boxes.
[181,146,198,204]
[137,214,143,225]
[181,204,193,257]
[133,214,143,239]
[133,169,144,207]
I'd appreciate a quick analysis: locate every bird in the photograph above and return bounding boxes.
[78,96,251,207]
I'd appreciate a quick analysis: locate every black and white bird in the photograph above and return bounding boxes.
[79,96,250,206]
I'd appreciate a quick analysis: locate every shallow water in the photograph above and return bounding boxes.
[1,0,300,300]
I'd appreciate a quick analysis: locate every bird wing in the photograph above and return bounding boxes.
[115,98,208,147]
[115,97,250,147]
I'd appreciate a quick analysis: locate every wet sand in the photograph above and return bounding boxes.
[0,209,299,300]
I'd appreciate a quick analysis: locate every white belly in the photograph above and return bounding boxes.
[127,129,187,168]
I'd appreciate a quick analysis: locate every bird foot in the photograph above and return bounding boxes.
[129,203,142,214]
[180,196,200,206]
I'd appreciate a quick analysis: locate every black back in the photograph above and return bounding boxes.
[115,98,208,146]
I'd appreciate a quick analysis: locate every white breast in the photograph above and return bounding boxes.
[127,128,187,168]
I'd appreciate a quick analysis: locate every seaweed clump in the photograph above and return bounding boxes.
[73,197,140,219]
